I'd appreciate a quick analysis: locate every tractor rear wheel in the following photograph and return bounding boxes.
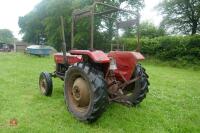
[39,72,53,96]
[126,64,149,106]
[64,63,108,122]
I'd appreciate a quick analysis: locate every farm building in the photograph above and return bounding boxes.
[14,41,32,52]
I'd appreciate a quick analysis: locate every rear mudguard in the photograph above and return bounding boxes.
[70,50,110,63]
[108,51,145,81]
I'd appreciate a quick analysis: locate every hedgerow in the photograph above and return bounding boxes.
[116,35,200,64]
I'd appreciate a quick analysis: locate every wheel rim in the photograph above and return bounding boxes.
[69,77,91,112]
[40,78,47,94]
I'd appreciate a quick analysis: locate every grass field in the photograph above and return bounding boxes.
[0,53,199,133]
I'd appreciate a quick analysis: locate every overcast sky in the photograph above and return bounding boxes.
[0,0,162,40]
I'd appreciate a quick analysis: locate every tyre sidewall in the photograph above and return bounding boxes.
[39,72,53,96]
[64,66,95,121]
[127,64,149,105]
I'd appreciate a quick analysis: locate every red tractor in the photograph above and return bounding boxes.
[39,2,149,122]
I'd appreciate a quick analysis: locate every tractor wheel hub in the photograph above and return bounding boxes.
[72,78,90,107]
[40,79,47,93]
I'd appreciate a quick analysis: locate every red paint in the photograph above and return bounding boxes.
[131,52,145,60]
[70,50,110,63]
[10,119,17,126]
[54,53,83,65]
[54,50,145,82]
[108,51,145,81]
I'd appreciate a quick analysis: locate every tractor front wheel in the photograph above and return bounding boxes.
[39,72,53,96]
[64,63,108,122]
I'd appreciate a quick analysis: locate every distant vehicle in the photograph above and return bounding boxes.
[25,45,55,56]
[0,44,12,52]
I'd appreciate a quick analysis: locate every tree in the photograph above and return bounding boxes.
[158,0,200,35]
[0,29,14,44]
[19,0,72,50]
[123,21,166,38]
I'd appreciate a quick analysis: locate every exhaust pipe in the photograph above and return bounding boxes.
[60,16,67,65]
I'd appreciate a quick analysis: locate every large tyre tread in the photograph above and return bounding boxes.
[131,64,149,106]
[65,62,108,122]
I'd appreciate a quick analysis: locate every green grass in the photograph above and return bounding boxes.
[0,53,199,133]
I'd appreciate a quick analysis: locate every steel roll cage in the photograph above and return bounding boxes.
[71,2,141,51]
